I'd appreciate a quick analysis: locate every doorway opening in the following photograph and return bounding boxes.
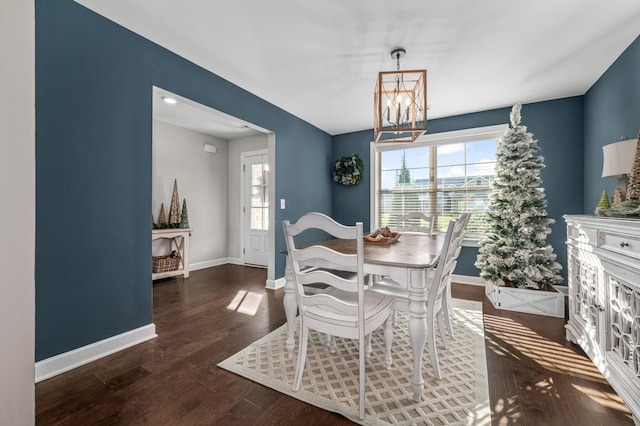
[151,86,276,285]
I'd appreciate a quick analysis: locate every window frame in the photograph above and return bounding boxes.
[370,124,507,244]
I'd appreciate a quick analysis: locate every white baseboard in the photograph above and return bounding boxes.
[452,274,485,286]
[266,277,286,290]
[190,257,242,271]
[35,323,157,383]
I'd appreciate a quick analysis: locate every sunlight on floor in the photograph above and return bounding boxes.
[227,290,263,316]
[493,395,522,426]
[483,313,633,423]
[571,382,633,414]
[484,314,607,382]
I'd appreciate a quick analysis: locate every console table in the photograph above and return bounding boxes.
[564,215,640,423]
[152,228,190,280]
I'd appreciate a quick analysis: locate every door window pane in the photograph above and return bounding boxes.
[250,161,268,230]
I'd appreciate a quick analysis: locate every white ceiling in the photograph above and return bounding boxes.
[152,87,266,140]
[78,0,640,137]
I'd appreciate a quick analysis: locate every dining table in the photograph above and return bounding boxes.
[282,232,446,403]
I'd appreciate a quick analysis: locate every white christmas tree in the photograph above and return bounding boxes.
[475,104,562,289]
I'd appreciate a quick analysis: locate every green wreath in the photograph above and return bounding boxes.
[333,154,364,186]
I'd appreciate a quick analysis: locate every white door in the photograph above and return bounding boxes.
[243,151,269,266]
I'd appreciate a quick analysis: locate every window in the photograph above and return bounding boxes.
[372,125,506,237]
[250,161,269,231]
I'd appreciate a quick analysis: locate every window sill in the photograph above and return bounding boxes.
[430,233,482,247]
[462,238,481,248]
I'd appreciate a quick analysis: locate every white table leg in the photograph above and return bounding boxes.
[283,258,297,358]
[408,269,428,403]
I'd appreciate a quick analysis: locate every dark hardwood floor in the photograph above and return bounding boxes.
[36,265,633,425]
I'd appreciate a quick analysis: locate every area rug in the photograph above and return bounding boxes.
[218,299,489,425]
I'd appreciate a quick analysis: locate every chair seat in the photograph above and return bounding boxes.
[367,280,410,299]
[305,290,393,334]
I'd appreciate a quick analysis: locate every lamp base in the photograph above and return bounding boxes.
[617,175,629,198]
[611,176,630,208]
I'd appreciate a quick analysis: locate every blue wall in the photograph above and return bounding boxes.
[584,36,640,211]
[35,0,332,360]
[35,1,639,362]
[332,97,585,279]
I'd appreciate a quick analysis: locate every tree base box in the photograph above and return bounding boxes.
[484,280,565,318]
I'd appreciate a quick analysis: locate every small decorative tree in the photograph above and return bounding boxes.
[475,104,562,289]
[612,188,624,209]
[169,179,181,225]
[179,199,190,229]
[157,203,167,225]
[596,190,611,212]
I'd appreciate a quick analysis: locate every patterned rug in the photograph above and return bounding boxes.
[218,299,489,425]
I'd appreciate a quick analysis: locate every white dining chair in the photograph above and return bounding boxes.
[373,211,434,328]
[282,212,395,420]
[368,212,470,379]
[373,211,436,295]
[441,213,471,338]
[395,211,435,235]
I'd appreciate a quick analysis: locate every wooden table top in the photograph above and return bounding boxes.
[319,233,445,269]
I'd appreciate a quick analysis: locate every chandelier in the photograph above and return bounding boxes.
[374,48,427,143]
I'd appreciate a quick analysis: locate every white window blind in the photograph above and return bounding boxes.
[373,125,506,237]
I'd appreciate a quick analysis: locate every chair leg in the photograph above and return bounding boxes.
[427,316,441,380]
[437,309,448,348]
[365,333,372,358]
[384,315,393,369]
[293,326,309,392]
[443,281,455,337]
[327,334,337,353]
[358,334,366,420]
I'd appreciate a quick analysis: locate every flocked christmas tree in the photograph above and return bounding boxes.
[475,104,562,289]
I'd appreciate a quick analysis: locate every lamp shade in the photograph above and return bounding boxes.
[602,139,636,177]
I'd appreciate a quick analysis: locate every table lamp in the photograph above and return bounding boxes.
[602,138,636,197]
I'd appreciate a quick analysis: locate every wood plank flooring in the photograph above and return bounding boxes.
[36,264,633,425]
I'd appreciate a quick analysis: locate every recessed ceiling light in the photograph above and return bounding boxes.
[162,96,177,105]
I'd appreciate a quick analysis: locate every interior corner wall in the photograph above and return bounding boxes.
[152,120,229,264]
[227,135,268,260]
[1,0,35,423]
[332,97,585,281]
[584,35,640,212]
[35,0,332,362]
